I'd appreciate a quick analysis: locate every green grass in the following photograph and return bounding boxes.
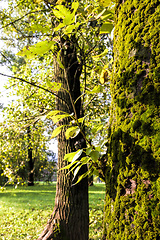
[0,182,105,240]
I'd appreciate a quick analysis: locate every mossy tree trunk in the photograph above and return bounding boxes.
[37,36,89,240]
[103,1,160,239]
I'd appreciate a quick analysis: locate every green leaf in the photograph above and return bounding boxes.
[51,113,70,124]
[86,147,92,155]
[65,126,80,139]
[17,41,55,59]
[63,12,75,26]
[97,0,112,7]
[52,9,65,19]
[90,150,100,161]
[71,149,83,163]
[72,168,92,186]
[100,22,114,34]
[54,5,74,25]
[72,171,88,185]
[73,165,82,179]
[50,125,64,139]
[72,1,79,14]
[91,85,103,94]
[92,49,108,61]
[80,156,90,164]
[29,24,50,33]
[77,116,85,123]
[64,149,83,162]
[95,8,106,20]
[60,160,79,171]
[64,25,76,34]
[55,5,70,17]
[54,22,65,32]
[64,152,78,162]
[64,22,80,34]
[46,110,64,118]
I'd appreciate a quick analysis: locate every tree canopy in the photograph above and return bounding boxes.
[0,0,114,185]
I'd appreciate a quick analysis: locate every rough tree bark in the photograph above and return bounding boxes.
[103,0,160,239]
[37,36,89,240]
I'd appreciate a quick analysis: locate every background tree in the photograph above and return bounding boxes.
[103,1,160,239]
[0,103,56,186]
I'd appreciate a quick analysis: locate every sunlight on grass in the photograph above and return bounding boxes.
[0,182,105,240]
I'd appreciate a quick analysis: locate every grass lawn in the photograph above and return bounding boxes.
[0,182,105,240]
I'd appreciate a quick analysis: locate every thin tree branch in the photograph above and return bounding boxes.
[0,34,52,41]
[0,52,12,64]
[0,72,71,111]
[0,10,48,30]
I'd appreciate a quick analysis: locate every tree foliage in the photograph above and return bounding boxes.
[0,0,114,185]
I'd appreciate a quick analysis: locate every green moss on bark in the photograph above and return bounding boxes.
[104,1,160,239]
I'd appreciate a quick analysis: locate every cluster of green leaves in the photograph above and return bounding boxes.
[0,0,114,185]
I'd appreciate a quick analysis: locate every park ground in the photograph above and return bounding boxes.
[0,182,105,240]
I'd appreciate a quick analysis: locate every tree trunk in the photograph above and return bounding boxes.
[37,36,89,240]
[103,1,160,239]
[27,126,34,186]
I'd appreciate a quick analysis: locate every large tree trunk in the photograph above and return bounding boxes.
[37,36,89,240]
[103,1,160,239]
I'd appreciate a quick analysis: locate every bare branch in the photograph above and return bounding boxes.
[0,72,71,111]
[0,10,48,30]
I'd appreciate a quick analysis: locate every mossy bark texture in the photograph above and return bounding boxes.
[104,0,160,239]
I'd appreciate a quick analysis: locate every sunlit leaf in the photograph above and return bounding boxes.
[64,22,80,34]
[72,1,79,14]
[92,168,100,177]
[80,156,90,164]
[34,0,43,3]
[17,41,55,59]
[100,69,108,84]
[95,8,106,20]
[100,22,114,34]
[60,160,79,170]
[92,49,108,61]
[97,0,112,7]
[64,152,78,162]
[54,23,65,32]
[72,168,92,186]
[64,149,83,162]
[65,126,80,139]
[50,125,64,139]
[73,165,81,179]
[63,12,75,25]
[51,114,70,124]
[52,9,65,19]
[55,5,70,17]
[46,110,63,118]
[29,24,50,33]
[91,85,103,94]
